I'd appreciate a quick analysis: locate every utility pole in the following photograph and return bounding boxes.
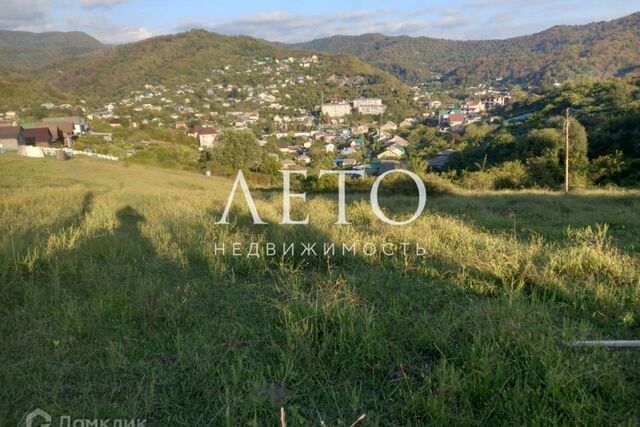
[319,91,324,130]
[564,107,570,194]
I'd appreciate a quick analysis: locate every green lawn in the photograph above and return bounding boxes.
[1,154,639,425]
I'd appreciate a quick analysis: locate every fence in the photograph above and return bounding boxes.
[16,146,119,161]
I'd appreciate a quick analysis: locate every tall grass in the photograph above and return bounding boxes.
[1,154,639,425]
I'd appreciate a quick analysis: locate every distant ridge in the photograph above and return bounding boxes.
[0,29,104,71]
[290,12,640,85]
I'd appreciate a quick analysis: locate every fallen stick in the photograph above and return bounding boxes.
[570,340,640,347]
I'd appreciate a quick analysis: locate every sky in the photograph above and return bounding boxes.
[0,0,638,44]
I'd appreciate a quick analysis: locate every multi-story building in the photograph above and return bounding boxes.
[352,98,386,115]
[321,102,352,118]
[461,100,486,115]
[481,95,506,110]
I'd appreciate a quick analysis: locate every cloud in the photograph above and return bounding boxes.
[0,0,49,30]
[80,0,129,8]
[178,9,477,43]
[65,13,155,44]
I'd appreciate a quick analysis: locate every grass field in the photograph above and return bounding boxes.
[1,154,639,426]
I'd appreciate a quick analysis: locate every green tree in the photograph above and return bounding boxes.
[520,128,563,159]
[564,118,589,180]
[208,130,261,174]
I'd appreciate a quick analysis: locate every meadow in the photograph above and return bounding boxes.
[1,154,639,426]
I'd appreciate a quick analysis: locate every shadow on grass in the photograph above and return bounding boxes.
[2,192,640,425]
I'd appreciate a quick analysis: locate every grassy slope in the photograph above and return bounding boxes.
[1,155,639,425]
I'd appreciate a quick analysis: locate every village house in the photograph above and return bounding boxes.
[191,126,219,148]
[351,124,369,135]
[350,138,365,149]
[427,100,442,109]
[341,158,357,168]
[340,146,356,156]
[481,95,506,110]
[24,127,52,147]
[384,134,410,148]
[461,100,485,115]
[43,116,86,137]
[400,118,417,129]
[380,121,398,138]
[322,142,335,153]
[438,108,462,126]
[40,119,76,147]
[0,126,25,150]
[448,113,465,127]
[23,122,62,144]
[377,144,405,159]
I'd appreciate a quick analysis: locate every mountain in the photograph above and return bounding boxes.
[35,30,406,99]
[291,12,640,85]
[0,30,104,71]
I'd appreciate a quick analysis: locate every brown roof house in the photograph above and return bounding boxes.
[43,118,80,147]
[189,125,220,148]
[448,113,465,127]
[24,123,62,144]
[24,127,53,147]
[57,121,75,146]
[0,126,25,151]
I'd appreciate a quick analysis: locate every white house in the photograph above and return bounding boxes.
[194,127,219,148]
[324,142,335,153]
[461,100,485,115]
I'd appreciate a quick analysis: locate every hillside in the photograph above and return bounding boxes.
[437,74,640,189]
[292,12,640,85]
[35,30,406,99]
[1,154,639,424]
[0,70,72,111]
[0,30,104,71]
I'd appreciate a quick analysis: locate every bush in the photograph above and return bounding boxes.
[459,161,528,190]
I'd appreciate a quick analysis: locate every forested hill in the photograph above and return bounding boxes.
[0,30,104,71]
[291,12,640,85]
[32,29,406,99]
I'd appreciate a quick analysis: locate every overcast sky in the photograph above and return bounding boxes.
[0,0,638,44]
